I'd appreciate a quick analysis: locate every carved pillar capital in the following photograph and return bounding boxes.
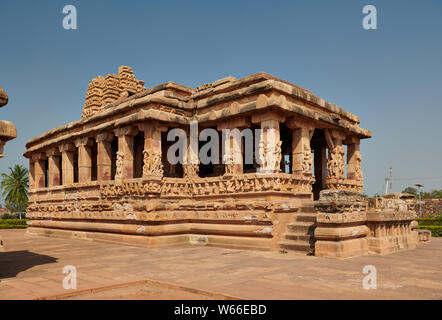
[59,143,76,153]
[96,132,114,143]
[31,152,46,161]
[46,148,61,157]
[75,137,94,148]
[114,126,138,137]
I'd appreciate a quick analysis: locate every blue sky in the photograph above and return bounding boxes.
[0,0,441,197]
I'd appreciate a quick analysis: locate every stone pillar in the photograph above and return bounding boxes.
[140,121,165,178]
[75,137,93,183]
[286,119,314,175]
[96,133,114,181]
[218,117,251,176]
[251,111,285,174]
[47,148,61,187]
[32,153,46,188]
[325,129,346,180]
[114,126,138,179]
[28,159,35,190]
[59,143,75,185]
[346,136,363,181]
[183,124,200,179]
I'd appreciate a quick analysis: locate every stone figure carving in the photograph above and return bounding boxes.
[354,151,363,181]
[142,150,163,177]
[301,143,313,174]
[261,140,282,172]
[115,151,124,179]
[274,141,282,172]
[183,163,199,179]
[328,145,345,179]
[223,152,234,175]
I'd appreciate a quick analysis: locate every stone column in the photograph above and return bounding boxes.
[140,121,165,178]
[217,117,251,176]
[59,143,75,185]
[96,133,114,181]
[251,111,285,174]
[183,123,199,179]
[286,119,314,176]
[75,137,93,183]
[47,148,61,187]
[346,136,363,181]
[28,159,35,190]
[114,126,138,179]
[32,153,46,188]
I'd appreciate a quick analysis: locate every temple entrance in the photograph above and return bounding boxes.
[311,129,328,200]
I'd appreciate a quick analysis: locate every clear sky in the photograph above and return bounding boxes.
[0,0,441,197]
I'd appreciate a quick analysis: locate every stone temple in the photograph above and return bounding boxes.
[24,66,425,258]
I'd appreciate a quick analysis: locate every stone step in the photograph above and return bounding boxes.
[294,213,317,223]
[284,233,313,242]
[299,201,316,213]
[279,240,314,252]
[287,222,316,234]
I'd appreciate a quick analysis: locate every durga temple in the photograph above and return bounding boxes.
[23,66,427,258]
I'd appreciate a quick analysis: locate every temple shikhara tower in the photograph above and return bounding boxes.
[24,67,426,258]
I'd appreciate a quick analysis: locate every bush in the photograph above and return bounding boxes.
[0,218,28,229]
[0,224,27,229]
[417,225,442,237]
[416,217,442,226]
[1,213,12,219]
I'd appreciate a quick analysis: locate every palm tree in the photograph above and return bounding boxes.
[0,164,29,212]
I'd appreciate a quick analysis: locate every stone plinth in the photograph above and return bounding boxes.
[314,190,420,259]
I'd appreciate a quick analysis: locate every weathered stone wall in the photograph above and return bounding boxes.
[407,199,442,217]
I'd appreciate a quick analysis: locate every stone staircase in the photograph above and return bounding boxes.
[279,202,317,255]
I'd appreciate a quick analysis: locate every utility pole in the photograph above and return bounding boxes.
[385,166,392,194]
[415,183,424,218]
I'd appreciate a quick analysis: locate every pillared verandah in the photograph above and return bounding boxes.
[23,66,424,258]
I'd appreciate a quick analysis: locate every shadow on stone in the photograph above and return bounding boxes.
[0,250,57,279]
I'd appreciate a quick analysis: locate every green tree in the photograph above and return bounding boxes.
[0,164,29,213]
[401,187,418,197]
